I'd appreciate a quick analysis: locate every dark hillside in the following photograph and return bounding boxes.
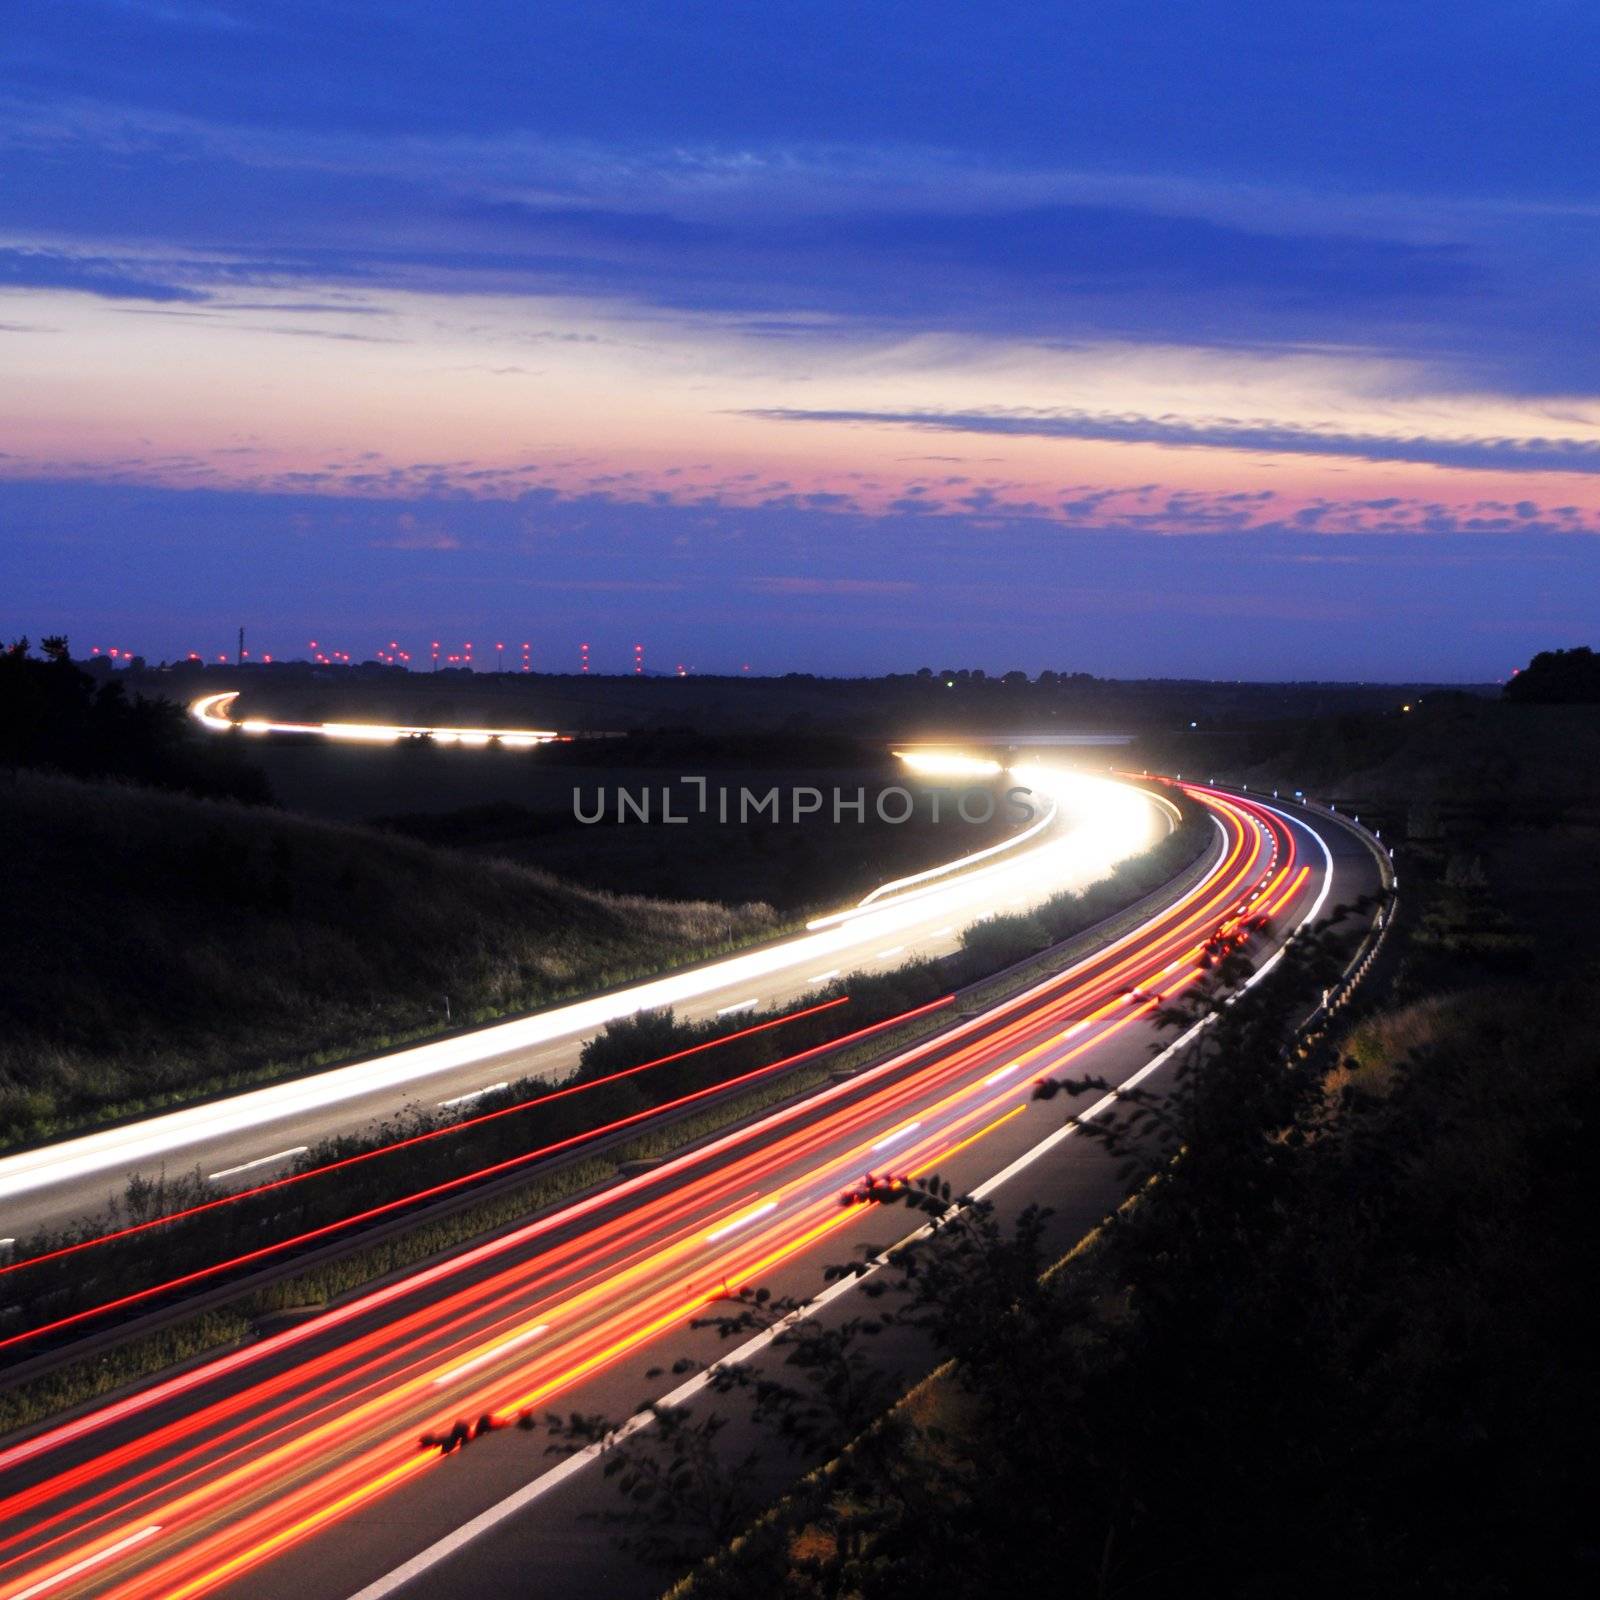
[0,770,776,1143]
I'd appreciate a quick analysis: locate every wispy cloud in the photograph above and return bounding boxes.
[749,576,919,596]
[0,247,209,303]
[741,407,1600,476]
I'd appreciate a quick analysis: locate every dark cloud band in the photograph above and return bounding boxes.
[741,407,1600,476]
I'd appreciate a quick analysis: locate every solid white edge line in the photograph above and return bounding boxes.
[342,803,1342,1600]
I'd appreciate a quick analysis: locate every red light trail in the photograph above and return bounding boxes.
[0,788,1335,1600]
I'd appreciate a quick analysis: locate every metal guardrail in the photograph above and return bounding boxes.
[1279,795,1399,1044]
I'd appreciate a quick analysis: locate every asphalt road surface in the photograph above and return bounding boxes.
[0,786,1387,1600]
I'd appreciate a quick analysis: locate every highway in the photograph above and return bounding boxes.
[0,762,1164,1240]
[0,785,1387,1600]
[189,693,563,748]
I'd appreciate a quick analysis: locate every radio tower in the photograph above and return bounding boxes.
[579,641,590,674]
[633,642,644,676]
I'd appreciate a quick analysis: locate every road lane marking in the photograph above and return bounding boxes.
[13,1525,163,1599]
[438,1083,508,1109]
[432,1325,550,1386]
[715,999,759,1017]
[807,969,840,985]
[871,1121,921,1151]
[206,1148,308,1183]
[876,946,904,961]
[704,1200,778,1242]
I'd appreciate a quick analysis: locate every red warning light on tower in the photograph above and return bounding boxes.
[633,643,644,676]
[579,642,590,674]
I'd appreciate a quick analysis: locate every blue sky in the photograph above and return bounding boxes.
[2,1,1598,677]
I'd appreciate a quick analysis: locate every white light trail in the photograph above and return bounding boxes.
[0,764,1164,1209]
[192,692,560,747]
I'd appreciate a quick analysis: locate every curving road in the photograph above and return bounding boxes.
[0,785,1387,1600]
[0,765,1164,1240]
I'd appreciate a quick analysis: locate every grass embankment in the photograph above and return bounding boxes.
[371,783,1022,916]
[0,768,779,1145]
[0,799,1210,1436]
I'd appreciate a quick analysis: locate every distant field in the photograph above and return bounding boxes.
[139,660,1473,741]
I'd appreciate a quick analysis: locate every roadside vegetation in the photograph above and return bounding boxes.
[0,637,267,802]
